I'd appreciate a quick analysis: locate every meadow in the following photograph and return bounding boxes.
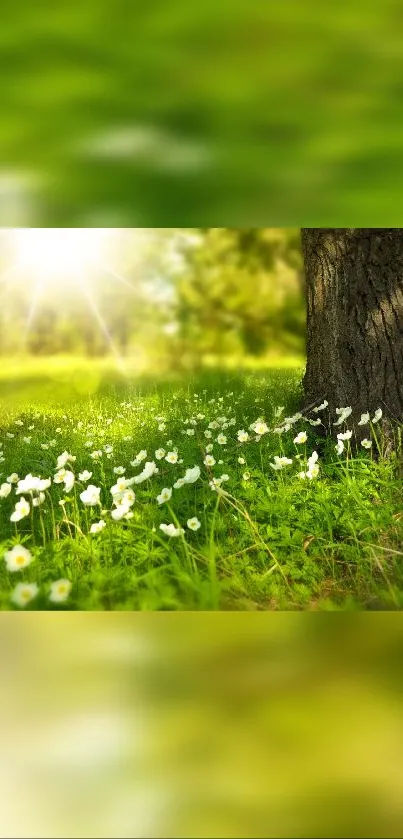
[0,356,402,611]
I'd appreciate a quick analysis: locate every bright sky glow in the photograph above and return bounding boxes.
[9,228,113,284]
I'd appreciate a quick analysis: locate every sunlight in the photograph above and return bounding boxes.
[10,228,112,285]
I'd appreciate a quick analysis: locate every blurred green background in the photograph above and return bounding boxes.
[3,614,403,838]
[0,227,305,373]
[1,1,403,225]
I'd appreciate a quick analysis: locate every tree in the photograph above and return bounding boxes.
[302,228,403,433]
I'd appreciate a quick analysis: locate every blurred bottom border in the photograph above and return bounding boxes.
[1,612,403,839]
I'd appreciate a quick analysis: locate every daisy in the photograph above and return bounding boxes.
[187,517,201,531]
[165,451,179,465]
[4,545,34,572]
[49,579,72,603]
[157,488,172,505]
[10,497,30,522]
[80,485,101,506]
[159,523,184,538]
[79,470,92,482]
[11,583,39,608]
[90,520,106,534]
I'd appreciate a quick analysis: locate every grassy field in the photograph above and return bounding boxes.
[0,356,402,611]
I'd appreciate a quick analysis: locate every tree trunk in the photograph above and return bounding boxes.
[302,228,403,433]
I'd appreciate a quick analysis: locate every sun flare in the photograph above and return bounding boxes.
[10,228,111,284]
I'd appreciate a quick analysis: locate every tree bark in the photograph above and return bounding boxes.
[302,228,403,433]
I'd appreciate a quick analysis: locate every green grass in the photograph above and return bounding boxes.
[1,357,403,611]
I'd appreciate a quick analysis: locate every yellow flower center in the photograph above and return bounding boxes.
[15,556,26,566]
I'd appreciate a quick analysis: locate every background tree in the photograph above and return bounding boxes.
[302,228,403,430]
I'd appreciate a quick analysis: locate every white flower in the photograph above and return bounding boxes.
[11,582,39,608]
[274,406,285,418]
[7,473,19,484]
[0,482,11,499]
[183,465,201,484]
[113,466,125,475]
[121,489,135,507]
[111,477,129,496]
[63,471,75,493]
[333,407,352,426]
[306,451,320,479]
[187,517,201,531]
[32,492,46,507]
[158,423,166,432]
[90,450,103,460]
[270,456,293,470]
[358,412,370,426]
[205,443,214,453]
[361,438,372,449]
[157,487,172,505]
[204,430,213,439]
[173,478,186,489]
[54,468,67,484]
[165,451,179,464]
[23,436,32,444]
[159,523,184,538]
[56,451,76,470]
[220,474,230,482]
[79,470,92,482]
[313,400,328,413]
[242,472,251,481]
[216,434,227,445]
[372,408,383,424]
[16,475,50,494]
[253,421,269,437]
[186,428,195,436]
[307,418,322,426]
[80,485,101,506]
[208,420,220,430]
[14,419,23,427]
[90,519,106,534]
[131,450,147,467]
[4,545,34,572]
[133,461,159,484]
[111,503,131,521]
[335,440,344,455]
[10,497,30,522]
[49,579,72,603]
[204,455,216,467]
[294,431,307,444]
[6,433,14,439]
[337,430,352,441]
[155,448,166,460]
[238,457,246,465]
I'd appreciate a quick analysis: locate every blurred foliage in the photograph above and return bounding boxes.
[0,227,305,365]
[0,2,402,224]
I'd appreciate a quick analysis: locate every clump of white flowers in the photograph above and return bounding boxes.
[298,451,320,480]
